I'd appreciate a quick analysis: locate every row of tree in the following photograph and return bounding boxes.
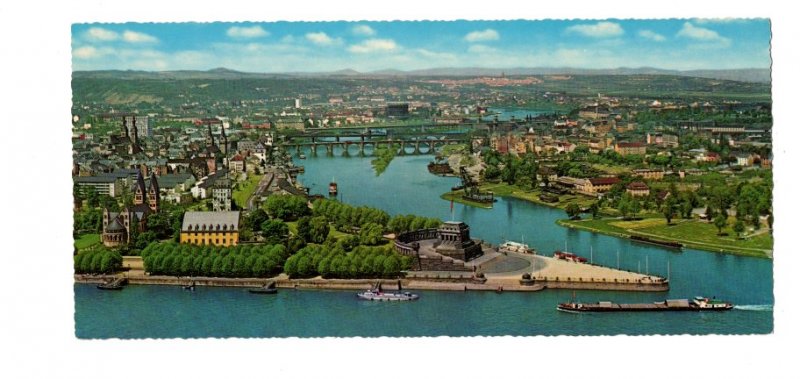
[312,199,390,231]
[283,245,412,279]
[141,242,289,278]
[74,249,123,274]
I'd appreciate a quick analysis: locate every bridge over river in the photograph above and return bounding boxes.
[280,127,489,156]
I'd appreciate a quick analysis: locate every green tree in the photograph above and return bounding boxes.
[308,216,330,244]
[296,216,312,242]
[382,256,401,278]
[128,214,140,247]
[565,203,582,220]
[589,202,600,219]
[260,219,289,244]
[662,197,677,225]
[245,208,269,231]
[733,220,746,238]
[264,195,310,221]
[630,197,641,219]
[359,223,385,245]
[714,214,728,235]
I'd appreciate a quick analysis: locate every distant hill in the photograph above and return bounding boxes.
[73,66,771,83]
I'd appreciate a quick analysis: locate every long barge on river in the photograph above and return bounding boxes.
[630,235,683,249]
[557,296,733,313]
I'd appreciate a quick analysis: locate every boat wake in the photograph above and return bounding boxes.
[734,304,773,311]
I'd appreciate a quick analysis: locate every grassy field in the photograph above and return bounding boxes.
[232,174,263,209]
[559,216,772,258]
[74,234,100,250]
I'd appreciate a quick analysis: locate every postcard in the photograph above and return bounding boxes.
[71,19,773,339]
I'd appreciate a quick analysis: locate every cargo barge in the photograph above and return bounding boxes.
[630,235,683,249]
[557,296,733,313]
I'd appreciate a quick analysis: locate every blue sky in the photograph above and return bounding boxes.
[71,19,771,72]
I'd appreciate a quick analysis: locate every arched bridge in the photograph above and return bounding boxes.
[284,138,469,156]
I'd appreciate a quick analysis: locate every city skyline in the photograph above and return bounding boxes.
[72,19,771,73]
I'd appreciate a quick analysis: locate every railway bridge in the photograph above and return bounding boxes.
[283,137,469,156]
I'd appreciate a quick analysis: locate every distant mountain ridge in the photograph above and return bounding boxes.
[73,66,771,83]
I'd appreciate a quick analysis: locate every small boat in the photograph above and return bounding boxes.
[249,281,278,294]
[329,178,338,196]
[183,282,196,291]
[357,281,419,301]
[97,277,126,290]
[556,296,734,313]
[298,153,306,159]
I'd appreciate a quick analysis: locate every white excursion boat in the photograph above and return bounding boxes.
[356,281,419,301]
[499,241,536,255]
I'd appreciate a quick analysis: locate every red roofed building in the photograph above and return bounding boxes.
[230,154,246,173]
[580,177,621,194]
[626,181,650,197]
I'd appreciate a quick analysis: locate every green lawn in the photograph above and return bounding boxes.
[74,234,100,250]
[232,174,263,209]
[559,216,772,258]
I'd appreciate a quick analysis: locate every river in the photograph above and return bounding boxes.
[74,153,773,338]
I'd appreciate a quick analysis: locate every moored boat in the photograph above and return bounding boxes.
[553,250,587,263]
[630,235,683,249]
[499,241,536,255]
[249,281,278,294]
[356,281,419,301]
[97,277,127,290]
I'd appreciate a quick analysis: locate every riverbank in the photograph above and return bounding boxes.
[76,269,667,292]
[440,179,772,258]
[557,217,772,259]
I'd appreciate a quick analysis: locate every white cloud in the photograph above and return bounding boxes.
[73,46,101,59]
[85,27,119,41]
[566,22,624,38]
[352,25,376,36]
[677,22,731,46]
[305,32,342,46]
[226,26,268,38]
[464,29,500,42]
[467,44,497,54]
[638,30,666,42]
[123,30,158,43]
[348,39,398,53]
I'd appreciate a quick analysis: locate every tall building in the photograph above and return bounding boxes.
[294,98,302,108]
[212,177,232,212]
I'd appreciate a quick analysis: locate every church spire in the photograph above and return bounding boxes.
[206,122,215,148]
